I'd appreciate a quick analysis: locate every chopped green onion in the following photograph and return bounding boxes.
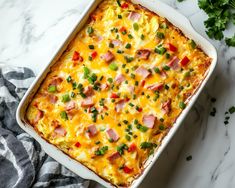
[133,23,139,31]
[163,65,170,71]
[229,106,235,114]
[125,135,131,141]
[66,76,72,83]
[140,142,157,149]
[48,85,56,93]
[154,67,161,74]
[128,34,133,39]
[88,45,95,49]
[109,43,114,48]
[62,94,70,103]
[83,67,90,78]
[155,46,166,55]
[107,78,113,83]
[125,43,131,49]
[179,101,186,109]
[156,32,165,39]
[60,111,68,120]
[87,27,94,34]
[190,40,196,49]
[118,14,122,19]
[141,34,145,40]
[109,62,118,71]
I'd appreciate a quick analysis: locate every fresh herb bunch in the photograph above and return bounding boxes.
[198,0,235,46]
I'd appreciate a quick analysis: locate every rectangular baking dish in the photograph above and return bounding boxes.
[16,0,217,187]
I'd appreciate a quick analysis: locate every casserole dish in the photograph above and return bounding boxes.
[16,0,217,187]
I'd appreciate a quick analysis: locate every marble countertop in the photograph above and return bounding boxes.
[1,0,235,188]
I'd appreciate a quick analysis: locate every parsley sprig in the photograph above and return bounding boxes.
[198,0,235,46]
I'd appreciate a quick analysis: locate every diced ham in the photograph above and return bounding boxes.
[111,40,122,47]
[54,126,67,136]
[87,124,98,137]
[115,99,126,112]
[108,152,121,162]
[160,70,168,78]
[142,114,156,129]
[101,51,114,63]
[147,83,164,91]
[48,94,58,104]
[115,74,126,85]
[128,85,135,93]
[83,86,94,97]
[106,128,120,142]
[34,110,44,124]
[50,76,63,86]
[65,100,76,111]
[81,97,94,108]
[167,56,180,70]
[136,49,151,60]
[128,12,141,21]
[100,83,109,91]
[135,66,150,79]
[161,99,172,115]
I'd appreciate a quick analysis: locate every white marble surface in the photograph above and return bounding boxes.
[1,0,235,188]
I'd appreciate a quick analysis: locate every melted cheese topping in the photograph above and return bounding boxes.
[26,0,211,187]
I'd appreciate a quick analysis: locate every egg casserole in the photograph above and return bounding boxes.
[26,0,211,187]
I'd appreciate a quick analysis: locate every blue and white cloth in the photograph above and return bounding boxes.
[0,64,89,188]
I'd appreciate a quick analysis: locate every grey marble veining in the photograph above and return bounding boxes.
[0,0,235,188]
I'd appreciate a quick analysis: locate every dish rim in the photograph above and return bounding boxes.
[16,0,217,187]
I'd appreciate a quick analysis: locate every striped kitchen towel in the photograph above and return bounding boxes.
[0,64,89,188]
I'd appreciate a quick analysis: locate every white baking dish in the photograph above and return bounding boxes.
[16,0,217,187]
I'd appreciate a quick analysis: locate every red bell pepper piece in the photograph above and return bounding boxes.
[128,143,137,152]
[123,166,133,174]
[168,43,177,52]
[110,93,120,99]
[180,56,190,66]
[121,3,129,9]
[91,51,97,59]
[75,142,81,148]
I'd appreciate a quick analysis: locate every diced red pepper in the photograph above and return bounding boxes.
[128,143,137,152]
[110,93,120,99]
[90,14,96,21]
[72,51,80,61]
[119,26,127,33]
[125,97,130,102]
[140,80,146,87]
[72,51,83,62]
[168,43,177,52]
[121,3,129,9]
[91,51,97,59]
[137,107,143,112]
[75,142,81,148]
[123,166,133,174]
[180,56,190,66]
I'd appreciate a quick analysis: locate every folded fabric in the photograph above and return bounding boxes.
[0,64,89,188]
